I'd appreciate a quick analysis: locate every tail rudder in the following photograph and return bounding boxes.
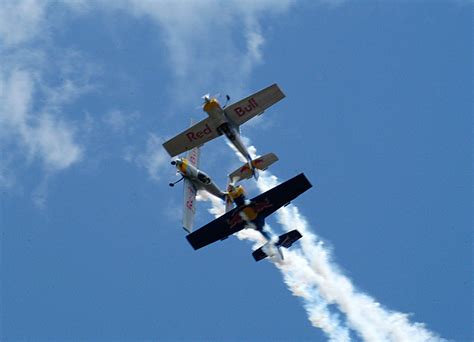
[251,162,259,180]
[224,193,233,212]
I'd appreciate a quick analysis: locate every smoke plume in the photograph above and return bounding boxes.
[198,143,444,342]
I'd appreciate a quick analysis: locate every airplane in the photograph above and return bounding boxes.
[170,145,279,233]
[162,83,285,178]
[186,173,312,262]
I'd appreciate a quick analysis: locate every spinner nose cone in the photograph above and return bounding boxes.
[202,94,211,103]
[172,158,183,167]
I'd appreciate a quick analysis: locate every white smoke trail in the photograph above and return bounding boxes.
[259,173,444,342]
[199,141,444,341]
[196,190,351,342]
[272,249,352,342]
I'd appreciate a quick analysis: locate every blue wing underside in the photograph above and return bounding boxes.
[186,173,312,250]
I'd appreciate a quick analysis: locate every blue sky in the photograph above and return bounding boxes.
[0,1,472,341]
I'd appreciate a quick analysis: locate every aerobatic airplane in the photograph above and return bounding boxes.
[162,83,285,178]
[186,173,312,262]
[169,146,279,233]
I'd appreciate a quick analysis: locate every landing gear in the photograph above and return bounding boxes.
[169,177,183,187]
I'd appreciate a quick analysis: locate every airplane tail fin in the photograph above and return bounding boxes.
[251,162,259,180]
[224,193,233,213]
[228,153,278,184]
[252,229,303,262]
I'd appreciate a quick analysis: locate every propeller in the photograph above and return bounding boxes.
[171,159,180,174]
[200,93,230,107]
[201,93,211,104]
[222,94,231,109]
[202,93,220,104]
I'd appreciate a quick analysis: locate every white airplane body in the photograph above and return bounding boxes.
[169,146,225,233]
[162,83,285,176]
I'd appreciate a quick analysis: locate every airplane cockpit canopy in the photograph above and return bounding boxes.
[197,171,211,184]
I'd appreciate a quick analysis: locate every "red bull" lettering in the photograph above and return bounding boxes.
[234,98,258,117]
[186,124,212,142]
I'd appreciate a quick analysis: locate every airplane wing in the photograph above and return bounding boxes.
[186,145,200,168]
[182,146,200,233]
[224,83,285,127]
[186,206,247,249]
[186,173,312,250]
[245,173,312,220]
[182,178,197,233]
[162,118,220,157]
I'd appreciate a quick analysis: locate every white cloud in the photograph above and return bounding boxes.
[0,3,102,191]
[127,133,169,182]
[33,114,83,170]
[102,109,140,133]
[0,0,48,47]
[0,69,83,173]
[99,0,292,98]
[0,2,99,190]
[0,0,294,191]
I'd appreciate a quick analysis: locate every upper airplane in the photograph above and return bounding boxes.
[162,83,285,178]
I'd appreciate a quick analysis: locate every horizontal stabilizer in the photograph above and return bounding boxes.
[276,229,302,248]
[252,229,303,262]
[252,247,268,262]
[228,153,278,183]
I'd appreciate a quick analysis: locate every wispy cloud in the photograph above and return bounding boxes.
[102,109,140,134]
[101,0,292,99]
[0,1,97,193]
[0,0,293,191]
[125,133,169,182]
[0,0,48,47]
[0,69,83,173]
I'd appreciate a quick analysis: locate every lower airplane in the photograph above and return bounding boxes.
[169,145,279,233]
[186,173,312,262]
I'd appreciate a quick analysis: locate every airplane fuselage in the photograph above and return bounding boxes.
[226,185,272,240]
[174,157,225,200]
[203,99,253,164]
[227,190,283,260]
